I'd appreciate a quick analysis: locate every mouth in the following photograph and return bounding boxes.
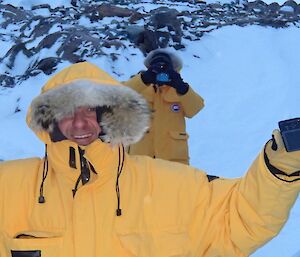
[73,133,93,139]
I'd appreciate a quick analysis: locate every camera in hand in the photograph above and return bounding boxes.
[278,118,300,152]
[152,62,171,84]
[156,72,170,83]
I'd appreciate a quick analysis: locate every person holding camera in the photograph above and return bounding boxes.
[124,49,204,164]
[0,61,300,257]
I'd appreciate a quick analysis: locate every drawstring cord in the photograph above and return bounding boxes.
[38,144,48,204]
[72,147,92,197]
[72,173,82,197]
[116,144,125,216]
[78,147,91,185]
[38,143,125,217]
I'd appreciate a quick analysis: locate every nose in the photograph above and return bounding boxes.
[72,112,87,128]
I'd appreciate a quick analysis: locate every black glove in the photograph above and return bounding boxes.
[141,62,172,85]
[140,68,156,85]
[165,69,189,95]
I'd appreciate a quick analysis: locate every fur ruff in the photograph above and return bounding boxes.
[144,49,183,71]
[29,80,150,146]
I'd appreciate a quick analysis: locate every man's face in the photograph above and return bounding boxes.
[58,107,101,146]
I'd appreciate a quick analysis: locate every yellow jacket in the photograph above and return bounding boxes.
[0,62,299,257]
[124,74,204,164]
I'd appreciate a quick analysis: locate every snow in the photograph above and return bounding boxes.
[1,0,300,256]
[0,0,73,9]
[2,0,300,9]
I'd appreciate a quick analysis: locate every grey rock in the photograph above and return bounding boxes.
[0,74,15,87]
[268,2,280,14]
[2,43,32,69]
[126,25,145,43]
[35,32,64,52]
[98,3,135,17]
[31,4,52,11]
[31,57,61,75]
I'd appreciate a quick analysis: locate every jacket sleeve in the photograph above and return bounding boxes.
[180,86,204,118]
[190,149,300,256]
[123,73,147,94]
[124,74,205,118]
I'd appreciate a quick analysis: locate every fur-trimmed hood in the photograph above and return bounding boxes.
[144,49,183,71]
[27,62,150,146]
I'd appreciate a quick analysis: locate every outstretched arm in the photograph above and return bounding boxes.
[189,131,299,256]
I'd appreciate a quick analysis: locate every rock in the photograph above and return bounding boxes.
[149,7,182,38]
[268,2,280,14]
[30,17,57,38]
[0,4,31,28]
[244,0,268,13]
[129,12,145,23]
[102,40,125,49]
[126,25,145,43]
[144,7,183,49]
[34,57,61,75]
[0,75,15,88]
[31,4,52,11]
[3,43,32,69]
[135,29,159,54]
[280,0,298,14]
[98,3,134,17]
[84,3,135,21]
[35,32,63,52]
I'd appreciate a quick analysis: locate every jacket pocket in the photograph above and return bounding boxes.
[168,131,189,163]
[11,250,40,257]
[117,229,190,257]
[3,232,63,257]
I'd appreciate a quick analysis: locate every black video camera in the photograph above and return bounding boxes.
[278,118,300,152]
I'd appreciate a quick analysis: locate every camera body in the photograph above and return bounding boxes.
[152,62,171,84]
[278,118,300,152]
[156,72,170,83]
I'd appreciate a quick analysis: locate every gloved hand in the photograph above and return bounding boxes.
[140,68,156,85]
[265,129,300,179]
[141,62,170,85]
[165,69,189,95]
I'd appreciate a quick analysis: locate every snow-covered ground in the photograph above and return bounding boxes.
[0,1,300,256]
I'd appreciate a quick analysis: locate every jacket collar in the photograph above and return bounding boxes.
[46,139,121,185]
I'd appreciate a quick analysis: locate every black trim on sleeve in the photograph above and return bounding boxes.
[263,142,300,183]
[207,175,219,182]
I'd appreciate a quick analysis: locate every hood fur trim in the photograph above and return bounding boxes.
[144,49,183,71]
[29,79,150,146]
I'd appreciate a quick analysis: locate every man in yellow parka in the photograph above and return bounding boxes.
[0,61,299,257]
[123,49,204,164]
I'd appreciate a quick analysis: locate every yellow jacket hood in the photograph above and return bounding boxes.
[27,62,150,146]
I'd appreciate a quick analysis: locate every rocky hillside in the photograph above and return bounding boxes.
[0,0,299,87]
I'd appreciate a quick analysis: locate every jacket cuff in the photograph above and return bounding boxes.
[264,145,300,183]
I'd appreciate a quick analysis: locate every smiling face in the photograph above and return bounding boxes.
[58,106,101,146]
